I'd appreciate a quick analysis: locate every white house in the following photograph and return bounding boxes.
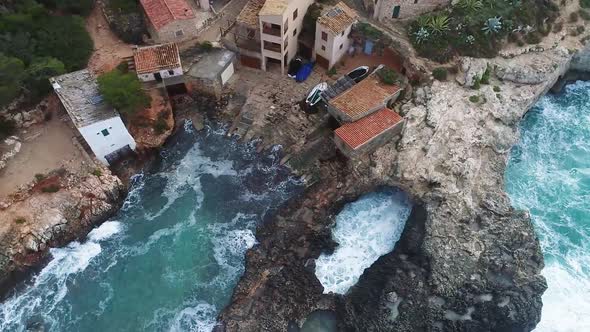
[133,43,183,82]
[314,2,358,70]
[50,70,137,165]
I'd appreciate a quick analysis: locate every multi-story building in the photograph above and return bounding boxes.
[234,0,314,74]
[313,2,358,70]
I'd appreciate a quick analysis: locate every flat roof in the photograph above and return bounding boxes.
[329,73,401,120]
[237,0,266,27]
[50,69,118,128]
[318,2,358,35]
[259,0,288,16]
[186,48,235,80]
[134,43,181,75]
[335,108,403,149]
[140,0,195,30]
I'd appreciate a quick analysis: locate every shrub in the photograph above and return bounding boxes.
[109,0,140,13]
[577,25,586,35]
[153,118,169,134]
[200,41,213,52]
[98,69,151,115]
[480,66,490,85]
[377,67,400,85]
[0,54,26,108]
[14,217,26,224]
[469,95,480,103]
[580,10,590,21]
[35,173,46,182]
[41,185,60,193]
[432,67,448,81]
[327,67,337,76]
[582,0,590,9]
[525,32,542,44]
[472,76,481,90]
[570,12,579,23]
[92,169,102,177]
[24,57,66,99]
[0,116,17,140]
[493,85,501,92]
[553,21,564,33]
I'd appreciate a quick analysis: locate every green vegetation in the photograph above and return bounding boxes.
[469,95,480,103]
[480,66,490,84]
[200,41,213,52]
[327,67,337,76]
[377,67,401,85]
[108,0,139,13]
[493,85,501,92]
[153,118,169,135]
[39,0,94,16]
[356,22,384,41]
[41,184,60,193]
[0,0,93,107]
[92,169,103,177]
[303,3,322,36]
[432,67,448,81]
[472,76,481,90]
[580,10,590,21]
[0,116,16,140]
[14,217,27,224]
[35,173,46,181]
[409,0,559,62]
[582,0,590,9]
[98,68,151,115]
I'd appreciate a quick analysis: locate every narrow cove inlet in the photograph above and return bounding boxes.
[0,123,305,331]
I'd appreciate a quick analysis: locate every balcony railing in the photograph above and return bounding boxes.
[263,41,282,53]
[262,22,281,37]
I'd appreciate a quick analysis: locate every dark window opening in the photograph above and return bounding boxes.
[293,28,297,36]
[293,9,298,20]
[321,31,328,41]
[101,129,110,137]
[168,70,174,75]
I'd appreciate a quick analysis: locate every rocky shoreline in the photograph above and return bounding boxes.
[215,41,590,331]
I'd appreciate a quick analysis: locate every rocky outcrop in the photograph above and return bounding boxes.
[0,167,126,295]
[217,38,588,331]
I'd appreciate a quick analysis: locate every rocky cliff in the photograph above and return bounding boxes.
[217,37,589,331]
[0,167,126,295]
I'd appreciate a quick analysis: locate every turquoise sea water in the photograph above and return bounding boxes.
[0,122,302,331]
[505,81,590,331]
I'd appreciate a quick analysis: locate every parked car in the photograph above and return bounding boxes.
[346,65,370,83]
[287,57,303,78]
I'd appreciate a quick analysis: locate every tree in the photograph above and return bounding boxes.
[24,56,65,98]
[0,53,25,107]
[38,0,94,16]
[98,69,151,115]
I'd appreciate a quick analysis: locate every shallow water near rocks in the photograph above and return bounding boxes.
[506,81,590,331]
[0,122,303,331]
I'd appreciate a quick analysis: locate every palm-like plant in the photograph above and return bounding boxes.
[413,27,430,44]
[457,0,483,12]
[427,15,450,35]
[482,16,502,34]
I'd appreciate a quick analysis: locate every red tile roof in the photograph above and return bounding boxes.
[133,43,181,74]
[330,74,401,120]
[140,0,195,31]
[334,108,403,149]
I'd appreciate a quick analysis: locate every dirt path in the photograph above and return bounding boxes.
[86,5,133,75]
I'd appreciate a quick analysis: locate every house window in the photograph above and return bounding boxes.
[168,70,174,75]
[321,31,327,41]
[293,9,298,20]
[392,6,400,18]
[339,44,343,49]
[293,28,297,36]
[175,30,184,37]
[321,45,325,51]
[101,129,110,137]
[341,31,344,36]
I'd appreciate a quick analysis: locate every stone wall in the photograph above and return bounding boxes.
[367,0,450,21]
[149,18,203,44]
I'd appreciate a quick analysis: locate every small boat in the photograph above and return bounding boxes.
[305,82,328,108]
[287,57,303,78]
[346,65,370,83]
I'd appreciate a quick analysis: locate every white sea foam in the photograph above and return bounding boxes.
[315,190,412,294]
[0,221,123,331]
[167,303,217,332]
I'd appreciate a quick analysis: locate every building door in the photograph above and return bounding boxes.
[240,54,261,69]
[316,54,329,70]
[392,6,401,18]
[154,72,162,82]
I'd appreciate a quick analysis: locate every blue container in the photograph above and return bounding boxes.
[364,40,374,55]
[296,62,314,82]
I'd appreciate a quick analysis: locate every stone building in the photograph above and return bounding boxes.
[313,2,358,70]
[327,71,402,123]
[133,43,183,82]
[334,107,404,157]
[365,0,450,21]
[186,48,237,98]
[140,0,212,43]
[50,70,137,165]
[232,0,314,73]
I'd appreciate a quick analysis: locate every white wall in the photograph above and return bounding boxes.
[78,116,137,165]
[138,66,183,82]
[220,62,235,85]
[314,23,354,69]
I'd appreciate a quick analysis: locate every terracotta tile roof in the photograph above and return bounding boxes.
[133,43,181,74]
[330,73,401,120]
[259,0,288,16]
[237,0,266,27]
[317,2,358,35]
[140,0,195,31]
[335,108,403,149]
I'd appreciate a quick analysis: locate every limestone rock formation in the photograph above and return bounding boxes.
[0,167,126,292]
